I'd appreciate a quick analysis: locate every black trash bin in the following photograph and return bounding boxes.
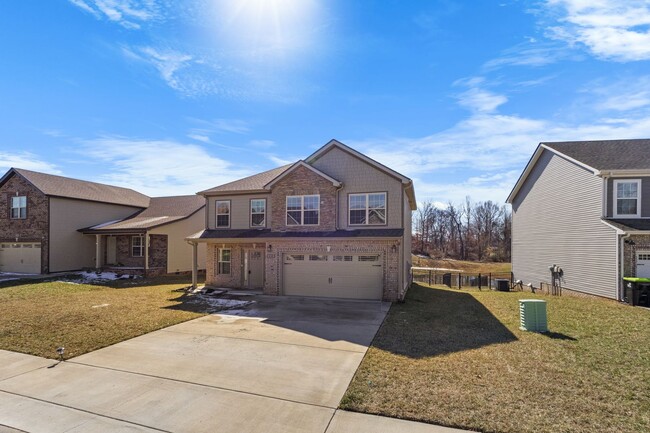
[442,273,451,287]
[623,278,646,306]
[639,284,650,307]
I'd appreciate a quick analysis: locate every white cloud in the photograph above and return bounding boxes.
[68,0,160,29]
[585,76,650,112]
[266,155,295,166]
[483,41,575,70]
[457,88,508,113]
[77,136,252,196]
[0,152,61,175]
[187,134,211,143]
[545,0,650,61]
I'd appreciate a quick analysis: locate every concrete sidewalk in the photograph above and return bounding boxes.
[0,296,471,433]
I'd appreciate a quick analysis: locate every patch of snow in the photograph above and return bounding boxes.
[92,303,110,308]
[189,294,254,312]
[0,272,39,276]
[88,219,124,229]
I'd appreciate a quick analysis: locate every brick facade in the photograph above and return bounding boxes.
[206,239,403,301]
[623,234,650,278]
[270,165,338,232]
[112,233,168,274]
[0,173,49,273]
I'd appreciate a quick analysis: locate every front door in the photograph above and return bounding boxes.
[248,250,265,289]
[107,237,117,265]
[637,251,650,278]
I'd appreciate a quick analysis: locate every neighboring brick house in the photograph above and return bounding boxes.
[507,139,650,301]
[0,168,205,276]
[187,139,417,302]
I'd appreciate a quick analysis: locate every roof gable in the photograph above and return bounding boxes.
[198,164,292,195]
[306,139,411,184]
[543,139,650,172]
[264,161,341,189]
[0,168,150,208]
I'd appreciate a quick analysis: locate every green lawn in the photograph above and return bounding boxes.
[342,283,650,433]
[0,275,207,359]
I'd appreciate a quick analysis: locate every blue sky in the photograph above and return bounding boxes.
[3,1,650,204]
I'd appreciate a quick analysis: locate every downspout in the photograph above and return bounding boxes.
[620,233,630,301]
[335,184,344,230]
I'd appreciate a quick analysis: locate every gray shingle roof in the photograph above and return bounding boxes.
[198,164,292,195]
[189,228,404,239]
[82,195,205,232]
[8,168,150,207]
[604,218,650,232]
[544,139,650,171]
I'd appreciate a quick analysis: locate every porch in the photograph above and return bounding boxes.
[88,232,168,277]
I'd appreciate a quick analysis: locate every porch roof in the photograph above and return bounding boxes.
[604,218,650,233]
[187,228,404,240]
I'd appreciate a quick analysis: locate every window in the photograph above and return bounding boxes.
[286,195,320,226]
[218,248,231,274]
[349,193,386,225]
[358,255,380,262]
[250,199,266,227]
[309,254,328,261]
[132,235,144,257]
[216,200,230,228]
[10,196,26,219]
[614,180,641,217]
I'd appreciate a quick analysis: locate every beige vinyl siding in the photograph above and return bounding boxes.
[206,194,271,230]
[310,146,403,229]
[49,198,142,272]
[511,150,618,299]
[149,209,206,273]
[606,177,650,218]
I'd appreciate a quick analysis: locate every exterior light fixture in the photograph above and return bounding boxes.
[391,244,397,253]
[267,244,272,252]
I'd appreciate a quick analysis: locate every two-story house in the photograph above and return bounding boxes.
[187,139,417,302]
[0,168,205,276]
[507,139,650,301]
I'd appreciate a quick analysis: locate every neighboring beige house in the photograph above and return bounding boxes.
[0,168,205,276]
[80,195,206,276]
[507,139,650,301]
[187,139,417,302]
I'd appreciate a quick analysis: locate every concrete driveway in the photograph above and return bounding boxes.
[0,295,466,433]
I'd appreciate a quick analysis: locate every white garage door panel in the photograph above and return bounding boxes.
[283,254,382,300]
[0,243,42,274]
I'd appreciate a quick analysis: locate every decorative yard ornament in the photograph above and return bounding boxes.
[56,346,65,361]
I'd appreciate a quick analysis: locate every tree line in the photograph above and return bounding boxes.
[413,197,511,262]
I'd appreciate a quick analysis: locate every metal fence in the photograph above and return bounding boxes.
[412,269,514,290]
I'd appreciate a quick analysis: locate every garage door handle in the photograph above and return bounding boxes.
[372,265,382,267]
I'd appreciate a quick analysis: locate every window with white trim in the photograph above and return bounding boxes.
[132,235,144,257]
[250,199,266,227]
[614,179,641,217]
[349,193,386,225]
[286,195,319,225]
[218,248,231,274]
[10,196,27,219]
[216,200,231,228]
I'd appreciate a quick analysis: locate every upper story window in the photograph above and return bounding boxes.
[10,196,27,219]
[614,179,641,218]
[216,200,231,228]
[349,192,387,225]
[132,235,144,257]
[250,199,266,228]
[286,195,319,226]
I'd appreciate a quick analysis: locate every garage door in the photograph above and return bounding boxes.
[283,253,383,300]
[0,243,41,274]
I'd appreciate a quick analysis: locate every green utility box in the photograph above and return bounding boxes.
[519,299,548,332]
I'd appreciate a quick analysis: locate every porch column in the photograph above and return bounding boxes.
[95,235,102,269]
[144,232,149,278]
[191,241,198,290]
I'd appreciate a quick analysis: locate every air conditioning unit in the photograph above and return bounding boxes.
[519,299,548,332]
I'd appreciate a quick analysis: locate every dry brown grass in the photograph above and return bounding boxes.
[412,255,511,274]
[0,275,207,359]
[342,283,650,433]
